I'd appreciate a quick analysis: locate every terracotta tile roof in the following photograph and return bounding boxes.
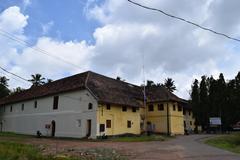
[86,72,143,107]
[0,72,88,105]
[146,86,185,103]
[0,71,185,107]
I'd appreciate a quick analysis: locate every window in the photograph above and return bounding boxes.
[183,109,186,115]
[122,106,127,112]
[190,121,192,125]
[132,107,137,112]
[3,106,5,112]
[10,106,12,112]
[148,105,154,111]
[88,103,93,110]
[158,104,164,111]
[21,104,24,111]
[106,120,111,128]
[189,111,191,116]
[140,122,144,130]
[77,119,81,127]
[53,96,59,110]
[178,106,182,112]
[106,104,111,110]
[34,101,37,109]
[127,120,132,128]
[100,124,105,132]
[173,105,176,111]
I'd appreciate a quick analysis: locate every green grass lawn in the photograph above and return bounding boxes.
[0,141,127,160]
[205,132,240,154]
[109,134,171,142]
[0,141,56,160]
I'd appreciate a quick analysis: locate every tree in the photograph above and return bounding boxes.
[191,79,200,132]
[11,87,25,94]
[216,73,227,129]
[0,76,10,98]
[199,76,209,130]
[164,78,176,92]
[146,80,155,87]
[46,79,53,83]
[208,76,218,117]
[0,76,9,87]
[28,74,46,87]
[116,76,125,82]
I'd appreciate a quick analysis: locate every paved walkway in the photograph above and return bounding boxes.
[27,134,240,160]
[129,135,240,160]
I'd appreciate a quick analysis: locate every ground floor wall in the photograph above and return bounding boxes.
[96,104,140,136]
[142,102,185,135]
[146,116,168,133]
[0,90,98,139]
[170,116,184,135]
[0,111,97,139]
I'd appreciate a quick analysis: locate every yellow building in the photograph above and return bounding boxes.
[0,71,196,138]
[97,104,140,136]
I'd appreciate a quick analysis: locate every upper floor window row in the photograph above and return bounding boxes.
[123,106,138,112]
[149,104,165,112]
[2,96,60,113]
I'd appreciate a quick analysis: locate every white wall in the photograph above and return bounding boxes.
[0,89,98,139]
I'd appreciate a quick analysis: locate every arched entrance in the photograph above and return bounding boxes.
[51,120,56,137]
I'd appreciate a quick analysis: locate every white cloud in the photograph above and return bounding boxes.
[2,1,240,100]
[0,6,28,34]
[23,0,31,9]
[41,21,54,35]
[85,0,240,98]
[0,7,94,90]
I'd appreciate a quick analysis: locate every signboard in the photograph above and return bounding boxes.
[210,117,222,125]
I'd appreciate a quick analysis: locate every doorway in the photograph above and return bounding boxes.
[86,119,91,137]
[0,122,2,132]
[51,120,56,137]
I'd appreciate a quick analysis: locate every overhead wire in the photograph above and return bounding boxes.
[127,0,240,42]
[0,70,29,85]
[0,66,30,83]
[0,29,83,70]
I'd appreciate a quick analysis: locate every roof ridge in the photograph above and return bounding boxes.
[87,71,140,88]
[84,71,99,100]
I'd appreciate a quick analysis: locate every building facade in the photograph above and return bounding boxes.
[0,71,196,138]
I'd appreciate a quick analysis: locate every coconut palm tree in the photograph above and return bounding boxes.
[164,78,176,92]
[28,74,46,87]
[46,79,53,83]
[0,76,9,87]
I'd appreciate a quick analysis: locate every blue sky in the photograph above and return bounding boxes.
[1,0,100,43]
[1,0,240,99]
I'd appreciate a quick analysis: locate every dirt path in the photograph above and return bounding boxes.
[4,134,240,160]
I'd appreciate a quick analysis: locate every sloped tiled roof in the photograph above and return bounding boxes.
[146,86,185,103]
[0,72,88,105]
[0,71,185,107]
[86,72,143,107]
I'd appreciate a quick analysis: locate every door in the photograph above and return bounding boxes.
[51,120,56,137]
[86,119,91,137]
[0,122,2,132]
